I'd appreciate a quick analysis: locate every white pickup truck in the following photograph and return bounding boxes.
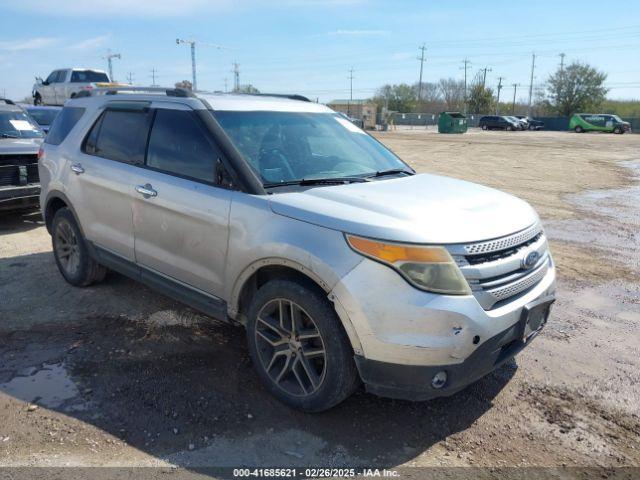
[32,68,121,106]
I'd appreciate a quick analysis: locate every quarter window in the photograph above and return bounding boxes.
[45,107,85,145]
[146,109,218,183]
[83,110,150,165]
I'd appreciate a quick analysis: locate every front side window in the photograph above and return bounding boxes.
[213,111,409,185]
[45,71,58,84]
[83,110,150,165]
[146,109,218,183]
[0,111,44,139]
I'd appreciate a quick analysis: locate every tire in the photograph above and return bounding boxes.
[51,208,106,287]
[33,94,42,106]
[528,124,535,130]
[246,279,360,412]
[574,126,584,133]
[613,126,623,134]
[481,124,488,131]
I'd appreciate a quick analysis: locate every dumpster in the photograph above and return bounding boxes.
[438,112,468,133]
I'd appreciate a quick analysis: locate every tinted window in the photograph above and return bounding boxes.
[71,70,110,83]
[147,109,218,183]
[84,110,150,165]
[27,108,60,126]
[45,107,84,145]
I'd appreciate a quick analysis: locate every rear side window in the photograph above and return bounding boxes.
[45,107,85,145]
[83,110,150,165]
[71,70,109,83]
[146,109,218,183]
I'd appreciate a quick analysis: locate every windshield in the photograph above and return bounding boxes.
[610,115,623,122]
[0,111,44,138]
[26,108,60,126]
[213,111,410,185]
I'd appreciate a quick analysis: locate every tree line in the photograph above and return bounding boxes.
[370,61,624,117]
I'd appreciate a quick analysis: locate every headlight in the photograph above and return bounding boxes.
[346,234,471,295]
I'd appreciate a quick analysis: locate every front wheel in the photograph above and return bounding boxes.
[574,125,584,133]
[613,126,623,134]
[52,208,106,287]
[246,279,359,412]
[481,124,488,130]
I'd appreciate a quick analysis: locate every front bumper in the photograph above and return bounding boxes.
[0,185,40,211]
[330,255,556,400]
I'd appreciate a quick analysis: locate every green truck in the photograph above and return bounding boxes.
[569,113,631,134]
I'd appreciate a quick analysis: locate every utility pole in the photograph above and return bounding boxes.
[461,59,471,113]
[348,67,354,116]
[232,63,240,92]
[150,68,158,87]
[417,44,426,101]
[481,67,492,88]
[224,77,228,93]
[104,51,121,81]
[496,76,505,114]
[176,38,231,92]
[527,53,536,116]
[559,52,566,72]
[126,72,134,85]
[512,83,520,114]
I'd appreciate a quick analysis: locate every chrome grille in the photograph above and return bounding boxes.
[453,224,551,310]
[464,223,541,255]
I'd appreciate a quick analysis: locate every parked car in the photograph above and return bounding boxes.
[516,115,544,130]
[40,87,556,412]
[569,113,631,134]
[23,105,62,133]
[504,116,526,130]
[479,115,520,131]
[336,111,364,129]
[0,100,44,211]
[32,68,121,106]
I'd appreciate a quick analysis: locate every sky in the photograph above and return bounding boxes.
[0,0,639,103]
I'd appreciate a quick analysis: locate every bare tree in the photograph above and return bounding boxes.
[438,78,465,111]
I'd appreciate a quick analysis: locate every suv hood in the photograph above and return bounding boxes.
[269,173,539,244]
[0,137,42,154]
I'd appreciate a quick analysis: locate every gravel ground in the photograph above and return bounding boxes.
[0,129,638,477]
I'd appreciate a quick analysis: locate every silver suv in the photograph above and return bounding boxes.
[39,87,556,412]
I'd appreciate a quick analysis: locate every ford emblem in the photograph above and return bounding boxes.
[522,250,540,269]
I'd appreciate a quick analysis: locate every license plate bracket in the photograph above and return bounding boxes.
[519,295,555,342]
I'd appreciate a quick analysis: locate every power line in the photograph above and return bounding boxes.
[461,59,471,113]
[527,53,536,116]
[496,76,505,114]
[512,83,520,114]
[417,44,426,101]
[103,51,121,82]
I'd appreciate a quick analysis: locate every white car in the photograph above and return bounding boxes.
[32,68,119,106]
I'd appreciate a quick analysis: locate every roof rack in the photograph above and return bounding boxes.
[248,93,311,102]
[0,98,16,105]
[74,86,195,99]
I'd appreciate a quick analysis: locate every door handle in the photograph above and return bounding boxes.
[70,163,84,175]
[135,184,157,198]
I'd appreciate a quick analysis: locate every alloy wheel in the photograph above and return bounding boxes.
[254,298,327,398]
[55,220,80,276]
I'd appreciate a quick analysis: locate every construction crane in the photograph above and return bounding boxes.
[176,38,230,91]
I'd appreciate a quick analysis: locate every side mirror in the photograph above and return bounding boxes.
[35,76,43,85]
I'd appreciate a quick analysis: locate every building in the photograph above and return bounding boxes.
[327,99,377,129]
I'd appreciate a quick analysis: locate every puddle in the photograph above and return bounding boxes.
[545,160,640,269]
[0,362,80,407]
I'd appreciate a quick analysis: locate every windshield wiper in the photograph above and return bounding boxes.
[264,176,369,188]
[0,133,20,139]
[367,168,414,179]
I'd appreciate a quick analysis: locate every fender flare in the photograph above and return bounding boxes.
[43,190,85,237]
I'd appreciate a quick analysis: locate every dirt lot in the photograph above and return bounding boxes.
[1,129,639,476]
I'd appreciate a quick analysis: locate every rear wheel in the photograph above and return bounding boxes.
[52,208,106,287]
[246,279,359,412]
[574,125,584,133]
